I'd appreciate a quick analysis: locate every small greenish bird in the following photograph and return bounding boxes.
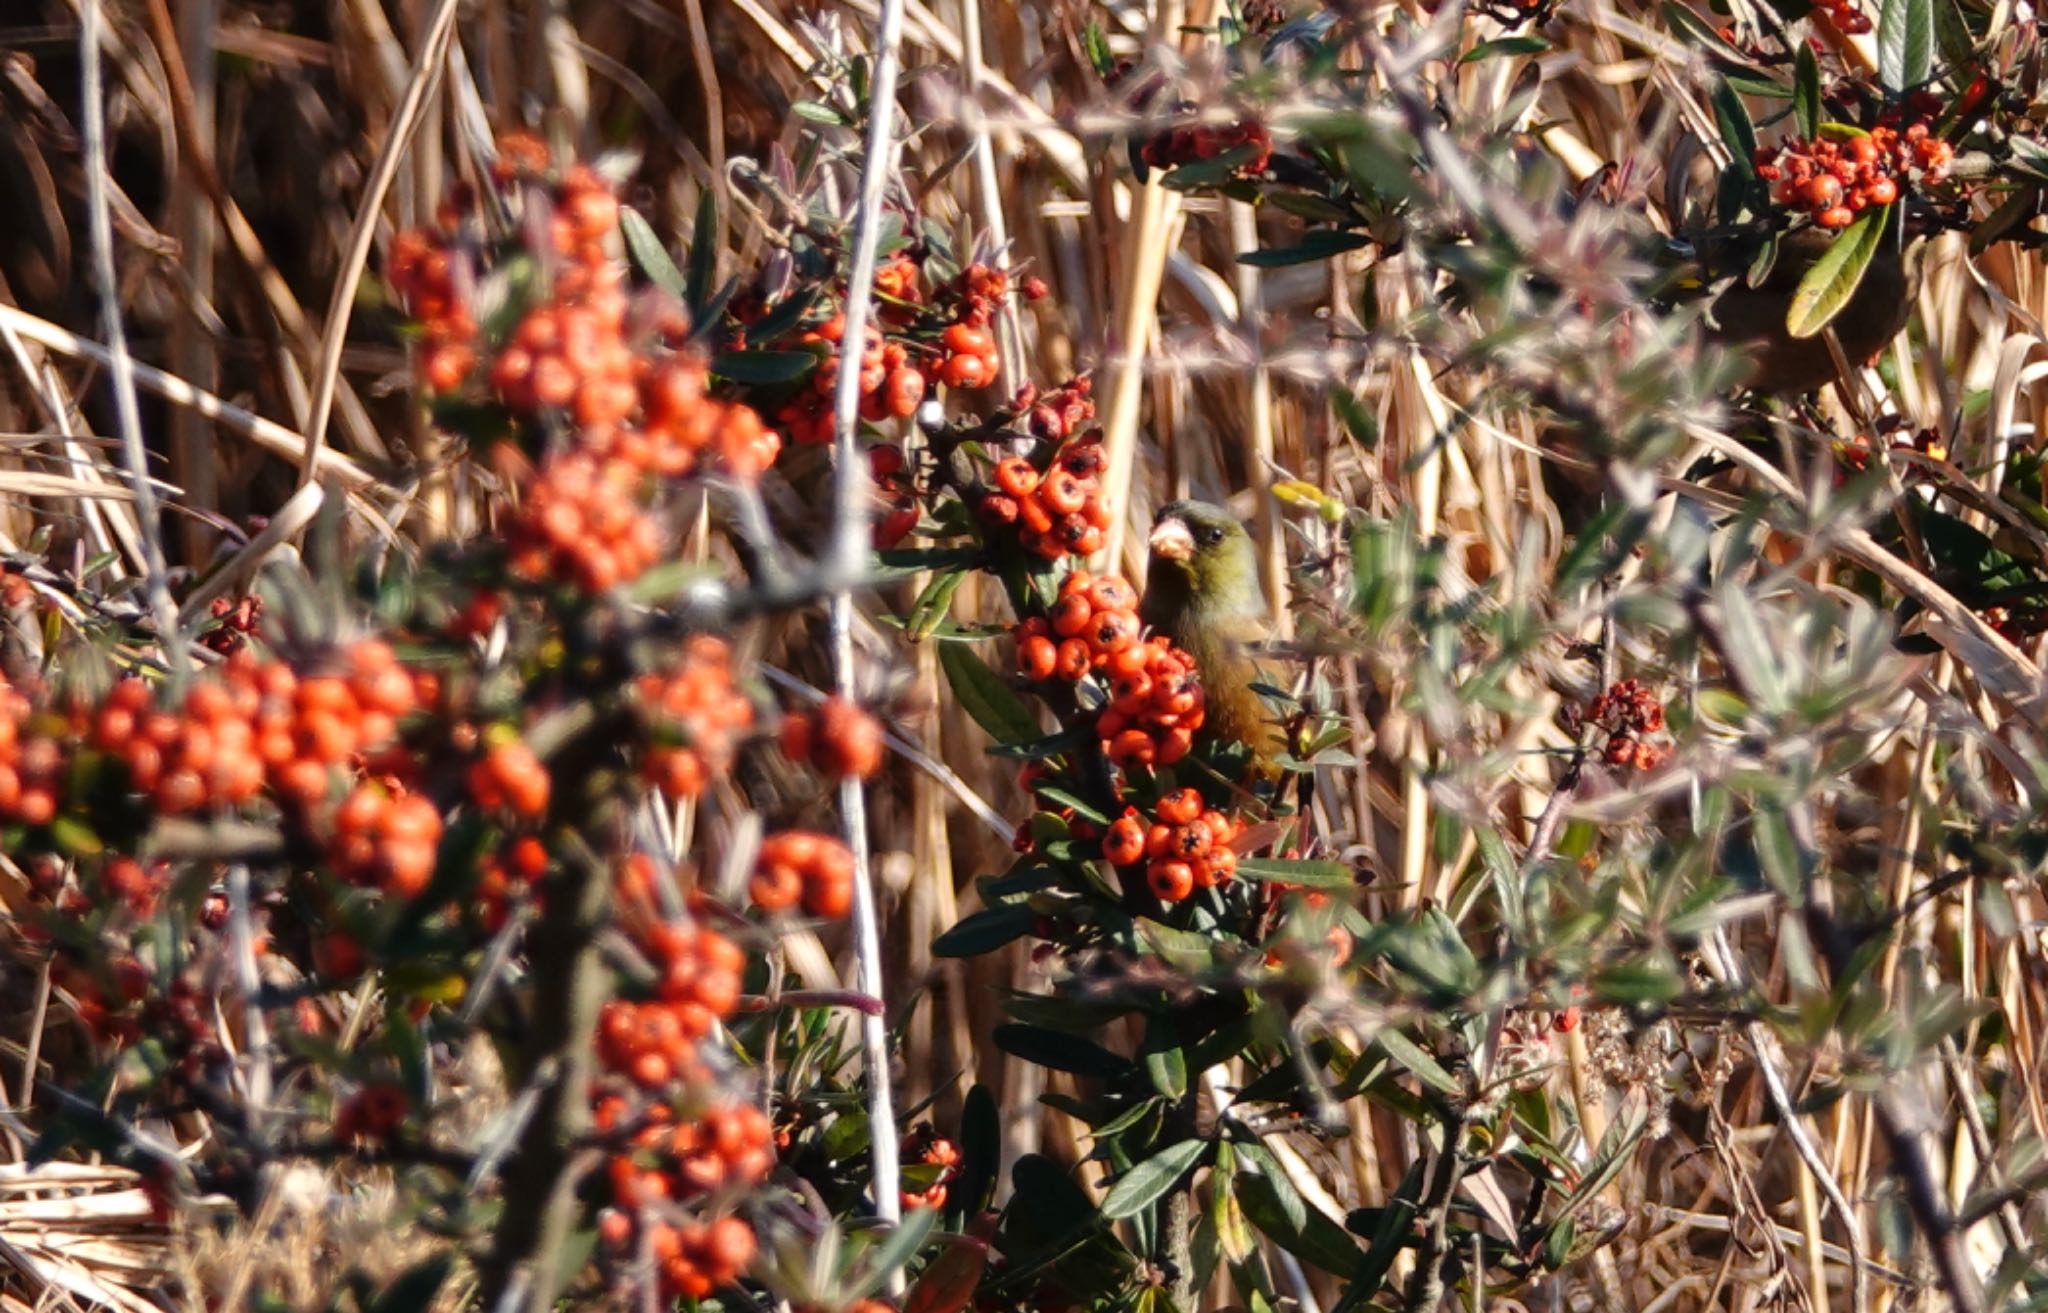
[1141,500,1284,780]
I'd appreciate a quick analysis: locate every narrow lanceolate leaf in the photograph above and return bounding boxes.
[1786,204,1891,340]
[685,190,719,319]
[1710,78,1756,173]
[939,644,1039,745]
[1877,0,1934,92]
[619,207,686,300]
[1234,856,1354,889]
[1374,1026,1462,1098]
[1793,45,1822,139]
[1101,1139,1209,1220]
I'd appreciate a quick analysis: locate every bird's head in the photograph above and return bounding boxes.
[1144,500,1264,624]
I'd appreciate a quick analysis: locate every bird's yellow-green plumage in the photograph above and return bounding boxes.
[1140,500,1283,780]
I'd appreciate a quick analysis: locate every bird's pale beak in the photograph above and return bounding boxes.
[1149,517,1194,562]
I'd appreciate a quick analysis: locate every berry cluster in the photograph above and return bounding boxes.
[96,640,421,818]
[386,228,477,394]
[1586,679,1667,771]
[595,918,746,1089]
[780,696,885,781]
[934,286,1005,391]
[329,781,443,896]
[334,1083,410,1146]
[1014,570,1142,682]
[981,437,1111,561]
[898,1124,962,1211]
[1835,424,1949,475]
[870,443,921,550]
[200,593,262,657]
[95,855,170,920]
[474,835,551,930]
[599,1100,774,1207]
[775,313,927,445]
[1983,603,2048,642]
[1140,118,1274,175]
[504,450,662,594]
[392,137,784,596]
[1021,374,1098,445]
[1101,787,1241,902]
[1010,570,1207,769]
[468,737,552,818]
[637,637,757,800]
[874,254,924,324]
[596,1095,765,1303]
[0,678,61,829]
[592,890,768,1306]
[1809,0,1871,33]
[748,830,856,919]
[1095,640,1206,771]
[1755,122,1952,230]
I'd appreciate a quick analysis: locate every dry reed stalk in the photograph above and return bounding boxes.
[299,0,463,496]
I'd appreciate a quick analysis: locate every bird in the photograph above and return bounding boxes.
[1692,225,1915,397]
[1140,500,1285,781]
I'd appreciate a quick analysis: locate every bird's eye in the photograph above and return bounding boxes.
[1198,526,1224,546]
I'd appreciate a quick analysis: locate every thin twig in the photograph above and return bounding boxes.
[758,663,1011,839]
[1704,927,1869,1313]
[826,0,911,1290]
[79,0,186,683]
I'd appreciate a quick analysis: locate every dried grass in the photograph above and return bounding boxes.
[0,0,2042,1309]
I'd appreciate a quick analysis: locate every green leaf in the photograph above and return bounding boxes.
[939,644,1040,745]
[994,1024,1132,1078]
[850,1208,939,1299]
[1329,384,1380,450]
[1374,1026,1462,1098]
[1710,78,1757,171]
[1141,1015,1187,1100]
[953,1084,1001,1218]
[619,207,685,300]
[1878,0,1934,92]
[2007,137,2048,183]
[1032,787,1113,826]
[50,816,103,858]
[1932,0,1976,86]
[1786,204,1892,339]
[686,190,719,319]
[1346,1159,1426,1299]
[1234,1160,1361,1276]
[1081,23,1115,77]
[1663,2,1761,64]
[1556,1096,1649,1216]
[793,99,847,124]
[988,728,1091,761]
[1237,230,1374,268]
[1235,856,1355,889]
[1458,34,1551,63]
[1593,957,1686,1006]
[1160,144,1268,190]
[711,350,817,384]
[933,904,1038,958]
[907,570,968,640]
[1793,44,1822,139]
[1266,191,1355,224]
[1101,1139,1209,1220]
